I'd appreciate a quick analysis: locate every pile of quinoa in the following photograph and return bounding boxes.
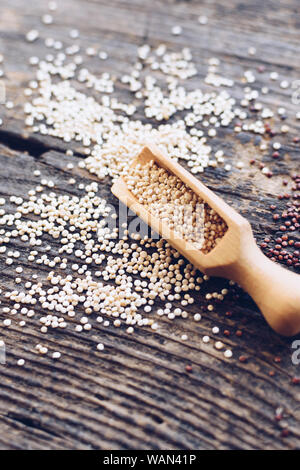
[0,1,299,367]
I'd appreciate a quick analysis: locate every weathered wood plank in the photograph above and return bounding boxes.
[0,143,299,450]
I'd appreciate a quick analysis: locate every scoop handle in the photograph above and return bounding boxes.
[224,241,300,336]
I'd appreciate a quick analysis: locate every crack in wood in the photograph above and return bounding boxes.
[0,129,82,159]
[3,411,65,440]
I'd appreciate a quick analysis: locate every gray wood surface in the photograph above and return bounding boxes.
[0,0,299,450]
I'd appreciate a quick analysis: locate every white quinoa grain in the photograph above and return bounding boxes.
[224,349,233,358]
[198,15,208,25]
[26,30,39,42]
[172,26,182,35]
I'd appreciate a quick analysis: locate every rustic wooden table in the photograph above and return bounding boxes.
[0,0,299,450]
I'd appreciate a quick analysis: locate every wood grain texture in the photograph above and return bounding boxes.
[0,0,299,450]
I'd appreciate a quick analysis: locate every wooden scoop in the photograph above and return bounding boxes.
[111,144,300,336]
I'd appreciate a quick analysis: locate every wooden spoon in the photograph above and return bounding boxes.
[111,144,300,336]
